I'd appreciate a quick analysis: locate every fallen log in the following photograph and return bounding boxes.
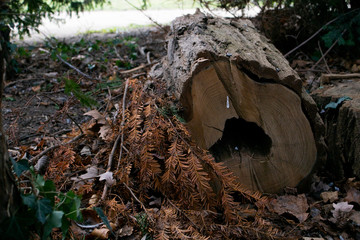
[311,78,360,179]
[151,10,326,193]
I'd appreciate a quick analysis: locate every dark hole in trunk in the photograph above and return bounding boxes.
[209,118,272,162]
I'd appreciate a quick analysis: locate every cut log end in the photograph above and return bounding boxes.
[151,11,325,193]
[182,61,317,193]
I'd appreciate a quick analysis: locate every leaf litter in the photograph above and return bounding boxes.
[5,28,360,239]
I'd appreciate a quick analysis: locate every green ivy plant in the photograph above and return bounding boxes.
[1,158,82,240]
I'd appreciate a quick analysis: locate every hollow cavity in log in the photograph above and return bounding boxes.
[182,60,317,193]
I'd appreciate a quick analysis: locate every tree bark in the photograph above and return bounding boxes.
[312,77,360,179]
[0,14,19,224]
[151,10,327,193]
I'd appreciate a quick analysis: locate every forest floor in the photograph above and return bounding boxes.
[4,21,360,239]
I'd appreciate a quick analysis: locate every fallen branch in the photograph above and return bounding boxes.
[101,79,129,201]
[100,134,121,201]
[39,47,96,80]
[284,8,359,57]
[320,73,360,84]
[119,64,147,75]
[311,29,347,71]
[29,133,84,164]
[116,79,129,172]
[317,41,331,74]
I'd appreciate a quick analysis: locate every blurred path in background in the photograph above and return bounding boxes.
[14,7,260,43]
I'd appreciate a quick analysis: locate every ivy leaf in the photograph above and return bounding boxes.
[36,198,53,224]
[35,174,45,189]
[61,218,71,240]
[42,180,57,205]
[42,211,64,240]
[58,191,81,220]
[94,207,113,232]
[10,157,29,177]
[21,194,36,209]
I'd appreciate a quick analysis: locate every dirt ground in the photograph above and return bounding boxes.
[3,27,168,148]
[4,23,360,240]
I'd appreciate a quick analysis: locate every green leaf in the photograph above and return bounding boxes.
[42,180,57,204]
[36,198,53,224]
[10,157,30,177]
[61,218,71,240]
[64,78,97,107]
[21,194,36,209]
[94,207,112,232]
[42,211,64,240]
[35,174,45,189]
[58,191,81,220]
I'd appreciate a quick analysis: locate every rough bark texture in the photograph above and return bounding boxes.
[312,78,360,179]
[0,20,19,224]
[151,10,326,193]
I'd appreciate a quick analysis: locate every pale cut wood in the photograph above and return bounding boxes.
[151,10,326,193]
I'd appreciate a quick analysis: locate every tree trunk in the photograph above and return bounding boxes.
[0,17,19,224]
[151,10,326,193]
[311,77,360,179]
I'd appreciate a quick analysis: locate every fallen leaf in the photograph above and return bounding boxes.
[118,225,133,237]
[89,194,98,205]
[331,202,353,219]
[320,191,338,203]
[99,172,115,186]
[99,125,112,141]
[80,146,92,156]
[269,194,309,222]
[32,85,41,92]
[71,166,104,183]
[149,195,162,207]
[345,187,360,204]
[84,110,106,125]
[91,228,109,239]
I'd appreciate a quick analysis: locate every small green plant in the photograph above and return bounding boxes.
[0,158,82,240]
[135,212,152,239]
[64,78,98,108]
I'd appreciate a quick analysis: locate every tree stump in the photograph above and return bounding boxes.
[151,10,326,193]
[311,77,360,179]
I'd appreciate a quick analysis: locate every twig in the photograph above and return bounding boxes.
[5,78,46,89]
[119,64,147,75]
[116,79,129,172]
[39,46,96,80]
[167,198,202,232]
[123,183,154,223]
[311,29,347,70]
[284,9,359,57]
[100,134,121,201]
[146,52,151,65]
[124,0,168,33]
[29,133,84,164]
[101,79,129,201]
[319,73,360,84]
[56,53,95,80]
[317,41,331,74]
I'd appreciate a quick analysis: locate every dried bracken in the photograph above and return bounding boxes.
[44,77,282,239]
